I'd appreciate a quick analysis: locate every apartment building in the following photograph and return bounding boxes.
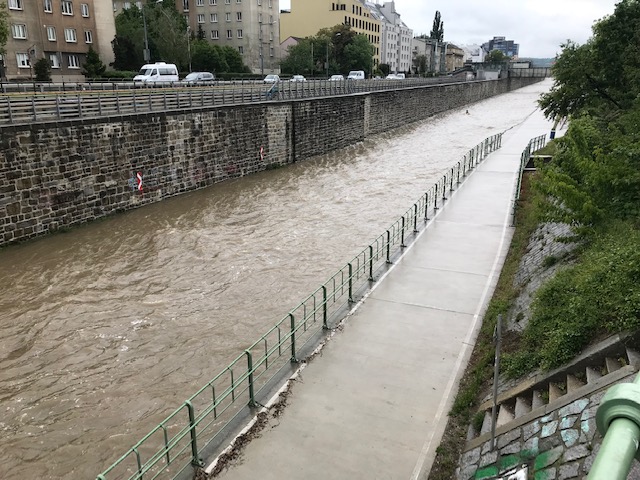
[371,1,411,74]
[179,0,280,74]
[411,36,446,75]
[2,0,115,81]
[445,43,464,72]
[280,0,381,69]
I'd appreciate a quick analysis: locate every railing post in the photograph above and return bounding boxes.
[386,230,391,263]
[31,97,37,121]
[322,285,328,328]
[348,263,353,302]
[368,246,374,281]
[289,313,297,362]
[450,168,454,192]
[413,204,418,233]
[434,184,439,210]
[400,216,406,247]
[442,176,447,201]
[185,401,202,467]
[457,162,461,184]
[246,350,256,407]
[424,192,429,220]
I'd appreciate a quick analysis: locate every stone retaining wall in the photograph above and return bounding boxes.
[0,77,541,246]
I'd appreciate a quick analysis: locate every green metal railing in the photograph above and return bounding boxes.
[511,134,546,225]
[96,132,504,480]
[588,372,640,479]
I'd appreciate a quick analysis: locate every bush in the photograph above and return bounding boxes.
[34,58,52,82]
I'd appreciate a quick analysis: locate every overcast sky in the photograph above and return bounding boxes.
[279,0,619,58]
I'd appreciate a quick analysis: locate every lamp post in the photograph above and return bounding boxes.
[259,22,264,75]
[186,25,192,73]
[326,32,340,78]
[142,7,150,62]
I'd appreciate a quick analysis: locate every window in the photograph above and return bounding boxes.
[258,13,262,23]
[209,0,216,4]
[196,0,203,4]
[11,24,27,39]
[16,53,30,67]
[136,1,142,7]
[210,13,217,22]
[8,0,23,10]
[226,29,232,38]
[224,0,230,3]
[123,1,130,8]
[81,3,89,16]
[49,54,60,68]
[61,1,73,15]
[257,0,261,5]
[64,28,77,42]
[238,46,243,54]
[269,46,274,57]
[269,15,273,23]
[197,14,204,23]
[44,0,52,12]
[46,26,56,41]
[211,29,219,39]
[236,29,242,38]
[236,11,241,21]
[182,0,188,11]
[236,0,241,3]
[268,0,271,7]
[225,12,230,21]
[269,31,273,41]
[68,54,80,68]
[84,30,93,43]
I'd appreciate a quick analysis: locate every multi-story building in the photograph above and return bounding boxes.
[180,0,280,74]
[279,0,381,73]
[2,0,115,81]
[372,1,411,74]
[482,36,519,58]
[411,36,445,75]
[444,43,464,72]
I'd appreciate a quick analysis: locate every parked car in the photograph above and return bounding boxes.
[133,62,179,84]
[329,74,345,81]
[347,70,365,80]
[290,75,306,82]
[263,74,280,84]
[182,72,215,84]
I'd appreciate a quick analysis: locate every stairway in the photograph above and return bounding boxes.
[465,344,640,447]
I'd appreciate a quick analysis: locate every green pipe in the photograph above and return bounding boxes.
[588,418,640,479]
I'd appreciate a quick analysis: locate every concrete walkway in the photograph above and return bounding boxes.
[211,108,556,480]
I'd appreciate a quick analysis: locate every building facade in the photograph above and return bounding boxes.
[2,0,114,81]
[444,43,464,72]
[411,36,446,75]
[482,36,519,58]
[181,0,280,74]
[279,0,381,72]
[371,1,411,74]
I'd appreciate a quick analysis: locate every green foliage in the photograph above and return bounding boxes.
[220,46,249,73]
[191,41,228,73]
[430,10,444,41]
[0,2,8,56]
[34,58,51,81]
[82,46,107,78]
[503,224,640,377]
[343,34,374,73]
[485,50,508,63]
[540,0,640,119]
[280,39,313,75]
[378,63,390,76]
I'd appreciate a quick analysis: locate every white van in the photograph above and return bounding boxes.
[133,62,179,84]
[347,70,365,80]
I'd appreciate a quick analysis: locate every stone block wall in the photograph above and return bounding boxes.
[458,371,640,480]
[0,77,541,246]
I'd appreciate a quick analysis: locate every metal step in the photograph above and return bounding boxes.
[532,389,546,410]
[497,404,515,427]
[566,374,586,393]
[549,383,564,402]
[480,410,493,435]
[515,396,532,418]
[626,348,640,368]
[586,366,602,384]
[605,357,622,374]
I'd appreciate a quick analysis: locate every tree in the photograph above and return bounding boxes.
[191,41,228,73]
[280,39,313,75]
[197,24,205,41]
[378,63,390,76]
[429,11,444,42]
[113,6,145,70]
[82,46,107,78]
[485,50,508,63]
[220,45,249,73]
[539,0,640,120]
[34,58,52,81]
[412,55,427,75]
[0,2,8,57]
[343,34,374,73]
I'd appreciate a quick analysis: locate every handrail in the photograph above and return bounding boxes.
[587,372,640,479]
[511,134,546,225]
[96,131,504,480]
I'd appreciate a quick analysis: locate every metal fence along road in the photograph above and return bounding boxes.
[0,77,468,126]
[95,132,504,480]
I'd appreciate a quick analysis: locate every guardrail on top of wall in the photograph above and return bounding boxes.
[95,131,504,480]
